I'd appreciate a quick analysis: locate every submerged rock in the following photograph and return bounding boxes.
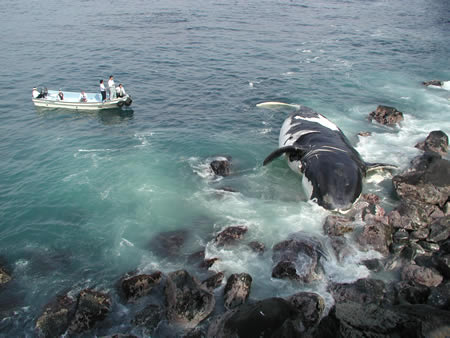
[210,157,232,177]
[247,241,265,254]
[132,304,165,336]
[35,294,76,338]
[121,271,163,302]
[223,273,252,309]
[415,130,448,156]
[272,233,326,283]
[68,289,112,334]
[423,80,444,87]
[214,226,248,247]
[165,270,215,329]
[369,105,404,126]
[148,229,189,258]
[0,266,11,286]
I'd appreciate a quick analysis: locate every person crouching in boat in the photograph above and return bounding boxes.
[80,91,87,102]
[116,84,127,98]
[58,89,64,101]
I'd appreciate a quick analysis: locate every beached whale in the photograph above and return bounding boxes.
[259,103,395,212]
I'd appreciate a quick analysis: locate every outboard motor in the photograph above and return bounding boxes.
[124,96,132,106]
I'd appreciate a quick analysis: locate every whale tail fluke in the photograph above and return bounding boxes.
[365,162,398,173]
[256,102,301,110]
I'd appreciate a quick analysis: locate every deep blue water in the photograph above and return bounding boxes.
[0,0,449,335]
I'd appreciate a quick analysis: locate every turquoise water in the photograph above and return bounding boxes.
[1,0,449,335]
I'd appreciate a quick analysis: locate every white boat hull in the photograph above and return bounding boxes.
[32,89,132,111]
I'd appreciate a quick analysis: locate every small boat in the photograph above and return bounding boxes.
[32,88,132,111]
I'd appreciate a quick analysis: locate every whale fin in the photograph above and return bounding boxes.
[256,102,301,110]
[263,146,306,166]
[365,162,398,173]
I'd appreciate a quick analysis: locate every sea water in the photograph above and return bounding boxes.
[0,0,449,335]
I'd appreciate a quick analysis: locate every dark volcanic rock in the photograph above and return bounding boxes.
[356,219,392,256]
[68,289,112,334]
[286,292,325,329]
[132,304,165,335]
[369,105,404,126]
[392,154,450,208]
[401,263,443,287]
[247,241,265,254]
[214,226,248,247]
[165,270,215,329]
[272,233,326,283]
[427,281,450,310]
[149,229,188,257]
[423,80,444,87]
[394,281,430,305]
[330,278,391,305]
[35,294,76,338]
[207,297,300,338]
[223,273,252,309]
[429,216,450,243]
[314,302,450,338]
[323,215,355,237]
[187,250,219,270]
[210,158,231,177]
[121,271,163,302]
[415,130,448,156]
[202,272,224,290]
[434,254,450,279]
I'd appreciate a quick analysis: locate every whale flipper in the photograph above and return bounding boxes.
[365,162,398,173]
[263,146,306,166]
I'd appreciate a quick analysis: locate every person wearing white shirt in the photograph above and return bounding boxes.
[32,87,39,98]
[108,75,116,100]
[116,84,127,98]
[100,79,106,102]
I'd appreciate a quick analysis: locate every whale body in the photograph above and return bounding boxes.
[262,104,395,212]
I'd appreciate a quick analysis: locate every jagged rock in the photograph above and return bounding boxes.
[121,271,162,301]
[183,328,206,338]
[202,272,224,290]
[423,80,444,87]
[392,154,450,208]
[356,219,392,256]
[68,289,111,334]
[149,229,188,257]
[394,281,430,305]
[433,254,450,279]
[247,241,265,254]
[369,105,404,126]
[210,157,231,177]
[429,216,450,243]
[330,279,392,305]
[415,130,448,156]
[388,200,438,231]
[0,266,11,286]
[188,250,219,270]
[362,258,384,272]
[207,297,300,338]
[323,215,354,237]
[329,236,356,262]
[223,273,252,309]
[358,131,372,137]
[401,264,443,287]
[272,233,326,283]
[427,281,450,310]
[35,294,76,338]
[132,304,165,335]
[313,302,450,337]
[165,270,215,329]
[214,226,248,247]
[286,292,325,329]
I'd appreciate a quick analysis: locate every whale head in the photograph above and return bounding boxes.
[304,152,363,212]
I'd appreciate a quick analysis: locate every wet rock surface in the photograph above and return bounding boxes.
[214,226,248,247]
[210,157,232,176]
[369,105,404,125]
[415,130,448,156]
[148,229,189,258]
[165,270,215,329]
[423,80,444,87]
[223,273,252,309]
[35,294,76,337]
[121,271,163,302]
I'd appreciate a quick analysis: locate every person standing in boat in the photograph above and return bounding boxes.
[58,89,64,100]
[99,80,106,102]
[108,75,116,100]
[32,87,39,98]
[116,84,127,98]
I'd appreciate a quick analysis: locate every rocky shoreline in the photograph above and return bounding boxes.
[1,106,449,337]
